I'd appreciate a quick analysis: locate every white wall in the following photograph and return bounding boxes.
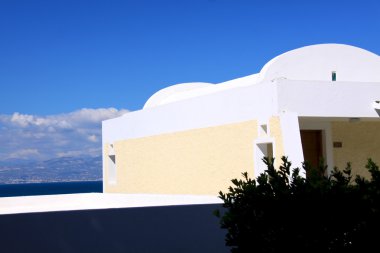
[277,80,380,118]
[103,82,277,144]
[279,112,304,170]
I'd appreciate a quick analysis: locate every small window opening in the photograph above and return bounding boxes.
[255,142,274,178]
[259,124,268,136]
[108,155,116,184]
[332,71,336,81]
[108,144,116,184]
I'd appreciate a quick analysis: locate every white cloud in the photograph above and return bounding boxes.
[8,149,41,159]
[87,134,98,143]
[5,108,129,129]
[0,108,129,161]
[10,113,35,127]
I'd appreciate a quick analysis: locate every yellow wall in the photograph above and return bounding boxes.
[103,144,110,184]
[104,117,285,195]
[269,117,285,169]
[332,121,380,178]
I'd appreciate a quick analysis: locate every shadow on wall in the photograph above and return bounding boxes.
[0,204,228,253]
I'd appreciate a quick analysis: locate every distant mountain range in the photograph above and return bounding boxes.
[0,156,102,184]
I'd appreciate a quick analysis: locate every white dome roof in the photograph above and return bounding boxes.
[142,44,380,110]
[143,82,214,109]
[259,44,380,82]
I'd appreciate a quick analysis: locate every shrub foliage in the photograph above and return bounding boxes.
[215,157,380,253]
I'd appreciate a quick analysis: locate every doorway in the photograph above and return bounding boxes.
[300,130,323,169]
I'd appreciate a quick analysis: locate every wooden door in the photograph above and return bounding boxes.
[300,130,323,169]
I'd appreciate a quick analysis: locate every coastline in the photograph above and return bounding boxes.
[0,180,103,197]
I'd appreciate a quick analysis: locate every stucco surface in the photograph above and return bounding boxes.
[332,121,380,178]
[104,120,259,195]
[104,117,288,195]
[269,117,285,168]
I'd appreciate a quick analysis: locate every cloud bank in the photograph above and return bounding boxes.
[0,108,129,161]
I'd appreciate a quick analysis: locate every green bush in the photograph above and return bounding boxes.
[215,157,380,253]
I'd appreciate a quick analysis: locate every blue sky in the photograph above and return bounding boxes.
[1,0,380,161]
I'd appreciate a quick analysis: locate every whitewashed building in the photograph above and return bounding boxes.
[102,44,380,195]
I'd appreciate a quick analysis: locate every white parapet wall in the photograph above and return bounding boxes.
[277,80,380,118]
[0,193,222,215]
[102,81,277,144]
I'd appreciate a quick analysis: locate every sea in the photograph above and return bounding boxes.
[0,181,103,197]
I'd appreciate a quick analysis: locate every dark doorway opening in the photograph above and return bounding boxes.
[300,130,323,173]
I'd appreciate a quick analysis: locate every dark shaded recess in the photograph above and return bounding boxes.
[0,204,228,253]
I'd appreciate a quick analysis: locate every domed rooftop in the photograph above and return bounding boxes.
[143,44,380,109]
[260,44,380,82]
[143,82,214,109]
